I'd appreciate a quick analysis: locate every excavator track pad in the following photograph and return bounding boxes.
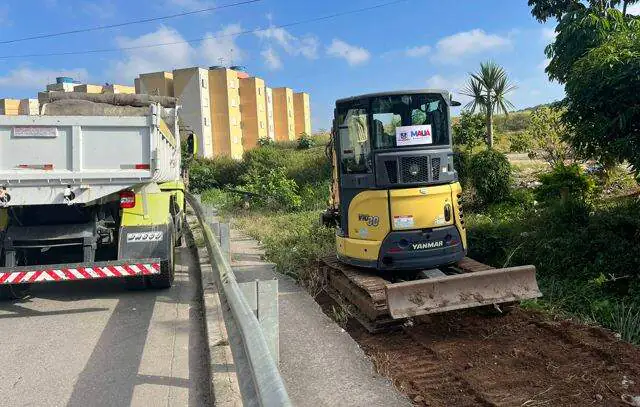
[320,256,542,332]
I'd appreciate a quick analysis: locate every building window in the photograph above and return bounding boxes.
[201,79,207,89]
[231,99,237,107]
[258,87,262,96]
[204,117,208,126]
[260,121,264,129]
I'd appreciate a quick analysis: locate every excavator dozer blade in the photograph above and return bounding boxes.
[386,265,542,319]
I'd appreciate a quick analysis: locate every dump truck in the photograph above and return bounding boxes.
[0,92,192,297]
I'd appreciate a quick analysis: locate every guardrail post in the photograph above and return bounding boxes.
[239,280,279,364]
[220,223,231,263]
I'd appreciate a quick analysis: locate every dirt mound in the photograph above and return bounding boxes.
[351,309,640,406]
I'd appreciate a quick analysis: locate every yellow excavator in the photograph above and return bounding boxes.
[321,90,541,328]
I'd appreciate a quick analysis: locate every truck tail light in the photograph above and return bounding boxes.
[120,190,136,208]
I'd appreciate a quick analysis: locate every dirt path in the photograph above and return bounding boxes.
[349,309,640,407]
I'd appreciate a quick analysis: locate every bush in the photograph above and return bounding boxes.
[536,164,596,203]
[188,157,245,192]
[243,146,287,175]
[258,138,274,147]
[241,167,302,211]
[508,131,533,153]
[453,150,469,185]
[297,133,314,149]
[469,149,512,204]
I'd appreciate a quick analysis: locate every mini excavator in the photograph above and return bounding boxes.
[321,90,541,330]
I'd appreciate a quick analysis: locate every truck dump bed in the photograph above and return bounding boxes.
[0,101,180,206]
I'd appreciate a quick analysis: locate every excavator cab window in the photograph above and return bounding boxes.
[371,94,449,149]
[337,108,372,174]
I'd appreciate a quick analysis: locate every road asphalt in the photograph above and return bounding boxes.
[0,244,211,407]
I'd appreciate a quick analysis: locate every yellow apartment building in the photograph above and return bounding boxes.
[173,67,214,159]
[104,84,136,94]
[19,99,39,115]
[239,77,268,150]
[135,71,174,96]
[272,87,295,141]
[208,67,243,159]
[73,84,104,93]
[0,99,20,115]
[293,92,311,137]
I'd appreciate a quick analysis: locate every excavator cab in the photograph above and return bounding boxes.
[322,90,541,323]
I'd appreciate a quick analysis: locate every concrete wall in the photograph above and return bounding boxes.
[173,67,214,159]
[240,77,268,151]
[272,87,295,141]
[293,92,311,137]
[209,68,243,160]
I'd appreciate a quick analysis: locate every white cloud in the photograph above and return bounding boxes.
[261,47,283,70]
[200,24,245,65]
[255,25,319,60]
[0,5,10,27]
[326,39,370,66]
[405,45,431,58]
[109,24,244,82]
[432,29,511,63]
[627,3,640,14]
[0,67,89,91]
[82,1,116,19]
[165,0,214,11]
[541,27,556,42]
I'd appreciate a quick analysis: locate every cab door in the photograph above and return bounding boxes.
[335,102,379,238]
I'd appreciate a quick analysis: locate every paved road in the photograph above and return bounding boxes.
[0,244,211,407]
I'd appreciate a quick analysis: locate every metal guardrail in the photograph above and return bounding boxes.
[186,193,292,407]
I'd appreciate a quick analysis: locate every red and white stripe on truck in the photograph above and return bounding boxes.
[0,260,161,285]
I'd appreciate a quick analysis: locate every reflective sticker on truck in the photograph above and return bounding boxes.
[127,231,164,243]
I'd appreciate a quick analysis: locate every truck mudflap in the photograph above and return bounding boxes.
[0,259,161,285]
[385,265,542,319]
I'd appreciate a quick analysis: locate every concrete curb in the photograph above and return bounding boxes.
[187,213,242,406]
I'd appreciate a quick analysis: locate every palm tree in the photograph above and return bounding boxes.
[461,61,516,148]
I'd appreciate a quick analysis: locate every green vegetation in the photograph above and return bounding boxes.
[529,1,640,172]
[194,136,639,344]
[469,149,512,204]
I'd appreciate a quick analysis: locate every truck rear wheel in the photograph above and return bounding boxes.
[149,243,175,289]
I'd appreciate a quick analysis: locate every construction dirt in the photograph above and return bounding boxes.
[347,308,640,407]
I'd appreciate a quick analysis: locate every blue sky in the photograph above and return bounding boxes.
[0,0,600,130]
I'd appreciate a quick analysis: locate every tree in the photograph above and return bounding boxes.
[528,1,640,172]
[564,30,640,171]
[461,61,516,148]
[452,111,485,150]
[525,106,574,166]
[528,0,639,22]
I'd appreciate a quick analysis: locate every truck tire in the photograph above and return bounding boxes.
[149,241,175,289]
